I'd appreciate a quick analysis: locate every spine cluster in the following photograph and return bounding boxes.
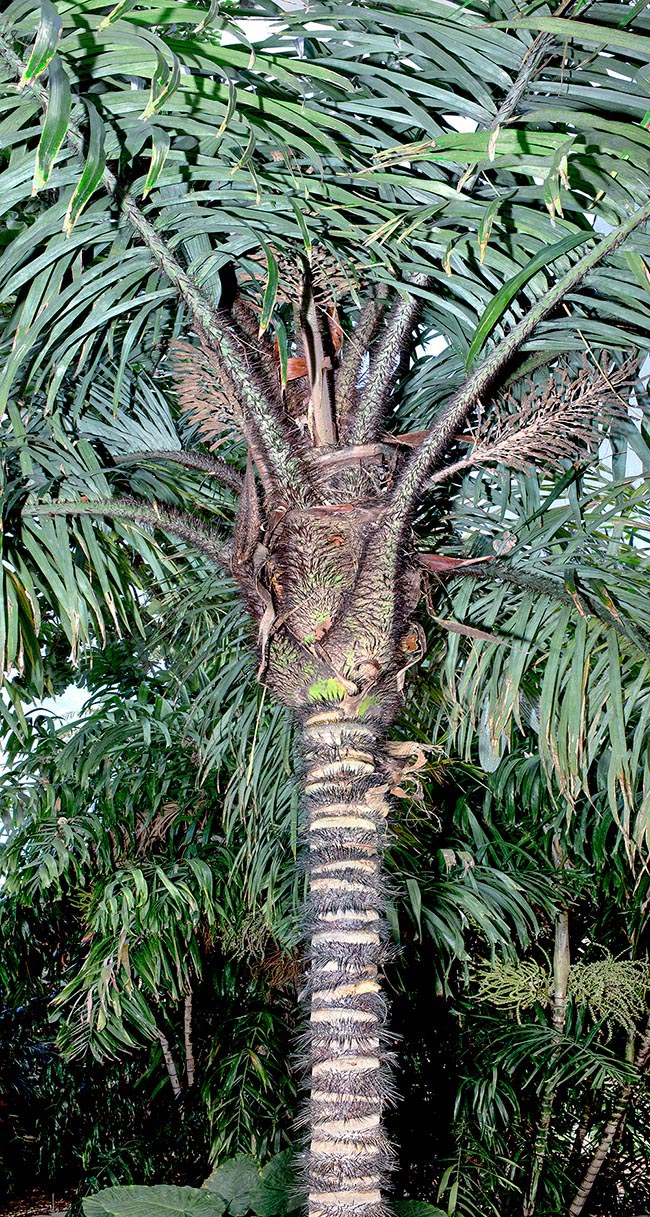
[301,709,394,1217]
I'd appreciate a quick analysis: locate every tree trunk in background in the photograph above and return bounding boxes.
[301,708,393,1217]
[568,1021,650,1217]
[523,840,570,1217]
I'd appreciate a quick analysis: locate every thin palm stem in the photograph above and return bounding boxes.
[568,1021,650,1217]
[523,878,570,1217]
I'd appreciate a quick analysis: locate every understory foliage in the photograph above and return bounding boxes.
[1,0,650,1215]
[2,622,649,1216]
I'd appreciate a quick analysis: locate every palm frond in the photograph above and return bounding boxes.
[426,470,650,846]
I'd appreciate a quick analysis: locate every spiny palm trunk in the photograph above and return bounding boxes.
[301,707,393,1217]
[236,488,412,1215]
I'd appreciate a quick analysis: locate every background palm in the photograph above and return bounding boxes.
[1,1,650,1215]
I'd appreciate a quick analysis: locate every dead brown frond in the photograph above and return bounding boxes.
[311,246,361,307]
[259,945,302,991]
[135,801,182,853]
[244,244,358,310]
[467,354,637,470]
[170,339,239,449]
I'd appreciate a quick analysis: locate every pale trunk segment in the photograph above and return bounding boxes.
[523,902,570,1217]
[568,1021,650,1217]
[301,709,393,1217]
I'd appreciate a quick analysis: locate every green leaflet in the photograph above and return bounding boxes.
[142,125,170,199]
[98,0,138,28]
[289,199,312,260]
[405,876,423,935]
[194,0,221,34]
[215,78,237,141]
[32,52,70,193]
[466,231,591,368]
[369,128,567,170]
[476,196,503,264]
[258,242,279,335]
[64,98,106,233]
[499,15,650,57]
[18,0,61,86]
[141,44,181,121]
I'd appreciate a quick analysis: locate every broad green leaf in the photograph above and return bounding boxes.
[249,1151,301,1217]
[204,1155,260,1215]
[393,1202,447,1217]
[83,1185,225,1217]
[64,98,106,233]
[32,52,70,193]
[18,0,61,86]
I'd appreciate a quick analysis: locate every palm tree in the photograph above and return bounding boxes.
[1,2,650,1215]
